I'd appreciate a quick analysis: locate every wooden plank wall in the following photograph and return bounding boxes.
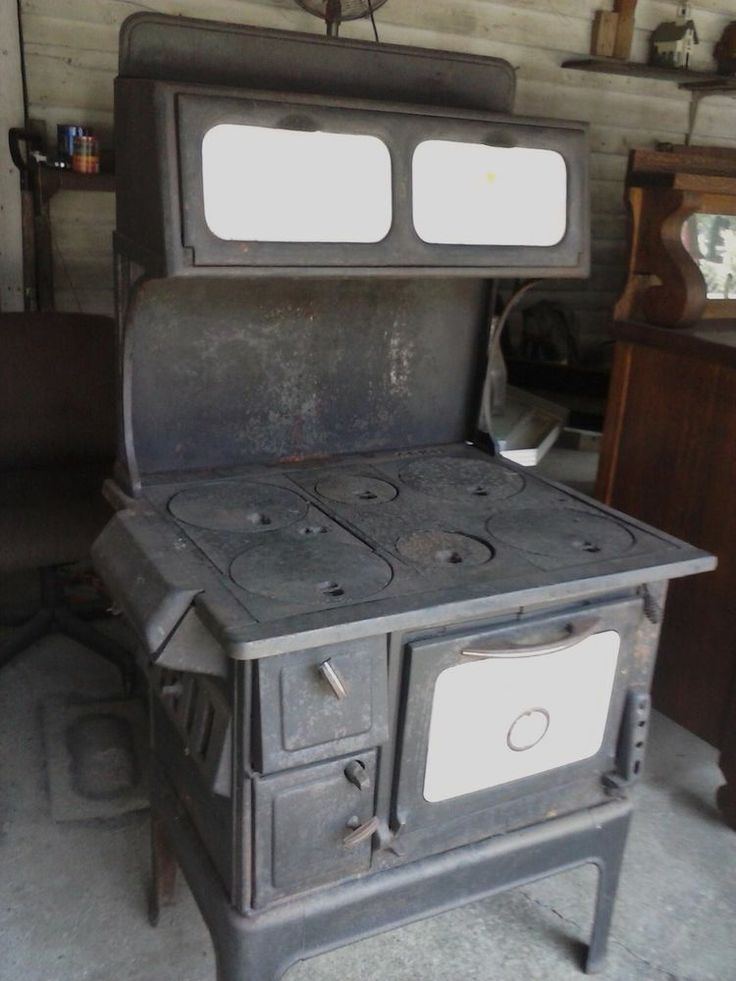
[1,1,26,311]
[18,0,736,358]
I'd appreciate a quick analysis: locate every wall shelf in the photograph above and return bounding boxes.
[562,56,728,87]
[562,57,736,142]
[37,168,116,201]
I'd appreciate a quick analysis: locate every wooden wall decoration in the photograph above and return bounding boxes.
[613,0,638,60]
[591,11,619,57]
[590,1,638,59]
[614,144,736,327]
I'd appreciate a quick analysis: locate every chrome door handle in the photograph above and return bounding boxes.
[462,617,601,659]
[343,816,380,847]
[318,658,348,699]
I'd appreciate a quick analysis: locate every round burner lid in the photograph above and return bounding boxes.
[486,508,635,559]
[398,457,524,503]
[168,482,307,533]
[396,531,493,569]
[315,474,398,505]
[230,539,393,605]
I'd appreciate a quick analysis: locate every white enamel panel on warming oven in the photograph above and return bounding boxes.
[423,630,620,803]
[202,125,392,243]
[412,141,567,247]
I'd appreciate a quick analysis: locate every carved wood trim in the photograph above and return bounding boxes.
[641,188,707,328]
[614,184,707,328]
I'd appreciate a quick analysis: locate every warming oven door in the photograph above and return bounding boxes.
[392,596,644,843]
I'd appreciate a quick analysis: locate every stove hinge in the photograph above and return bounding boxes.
[603,688,651,794]
[638,584,663,625]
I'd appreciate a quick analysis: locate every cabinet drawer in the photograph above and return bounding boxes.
[253,751,378,906]
[256,637,388,772]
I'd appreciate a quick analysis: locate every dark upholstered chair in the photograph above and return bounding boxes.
[0,312,132,689]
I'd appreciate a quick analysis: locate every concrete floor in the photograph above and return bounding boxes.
[1,619,735,981]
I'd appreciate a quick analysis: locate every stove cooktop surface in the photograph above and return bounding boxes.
[140,444,696,645]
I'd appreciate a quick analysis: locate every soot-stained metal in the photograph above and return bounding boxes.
[93,13,714,980]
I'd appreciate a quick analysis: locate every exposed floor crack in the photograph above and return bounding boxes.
[518,888,700,981]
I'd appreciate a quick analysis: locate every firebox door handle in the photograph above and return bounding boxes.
[318,659,348,699]
[461,617,601,659]
[343,816,380,848]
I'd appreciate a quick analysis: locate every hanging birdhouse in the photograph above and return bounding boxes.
[650,2,699,68]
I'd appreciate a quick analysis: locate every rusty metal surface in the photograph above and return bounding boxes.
[123,277,488,483]
[398,456,525,502]
[486,508,636,559]
[119,13,516,113]
[395,530,493,569]
[168,482,307,533]
[89,18,718,981]
[230,537,394,605]
[105,443,715,660]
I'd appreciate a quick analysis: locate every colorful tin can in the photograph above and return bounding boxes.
[72,134,100,175]
[57,124,91,163]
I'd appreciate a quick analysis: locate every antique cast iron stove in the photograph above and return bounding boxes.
[94,14,714,981]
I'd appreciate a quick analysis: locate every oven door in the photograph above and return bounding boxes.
[392,596,643,838]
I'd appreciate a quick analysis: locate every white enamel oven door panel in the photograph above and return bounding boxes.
[424,630,619,802]
[393,597,643,831]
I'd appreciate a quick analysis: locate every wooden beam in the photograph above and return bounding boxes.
[612,0,638,61]
[591,11,619,58]
[0,1,25,311]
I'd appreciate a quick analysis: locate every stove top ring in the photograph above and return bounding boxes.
[230,538,393,606]
[314,473,398,506]
[398,456,524,503]
[168,481,307,533]
[396,530,493,569]
[486,507,635,559]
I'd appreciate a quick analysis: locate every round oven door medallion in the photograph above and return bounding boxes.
[507,708,550,752]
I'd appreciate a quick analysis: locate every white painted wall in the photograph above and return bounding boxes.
[18,0,736,355]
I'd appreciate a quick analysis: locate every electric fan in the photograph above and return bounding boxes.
[294,0,388,38]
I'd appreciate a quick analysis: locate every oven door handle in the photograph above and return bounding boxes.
[461,616,602,659]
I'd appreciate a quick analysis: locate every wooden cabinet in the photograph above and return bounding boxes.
[596,319,736,827]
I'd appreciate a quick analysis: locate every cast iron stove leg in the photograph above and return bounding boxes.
[584,812,630,974]
[213,933,294,981]
[149,810,179,926]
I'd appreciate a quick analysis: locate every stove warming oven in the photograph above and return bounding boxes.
[94,14,714,980]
